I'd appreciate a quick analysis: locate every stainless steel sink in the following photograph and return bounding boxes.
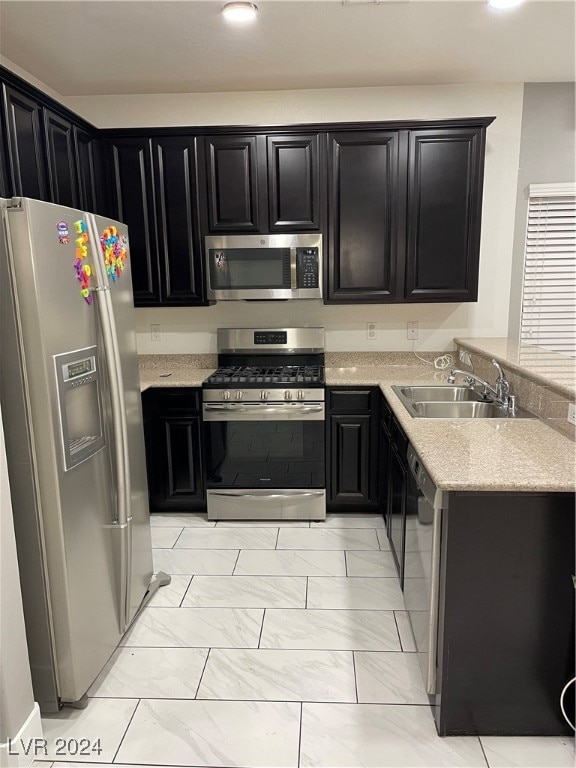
[391,385,536,419]
[411,401,507,418]
[398,386,483,402]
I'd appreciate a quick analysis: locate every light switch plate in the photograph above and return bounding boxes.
[150,324,161,342]
[568,403,576,426]
[366,322,377,340]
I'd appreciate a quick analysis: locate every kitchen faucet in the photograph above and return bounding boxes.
[447,359,514,411]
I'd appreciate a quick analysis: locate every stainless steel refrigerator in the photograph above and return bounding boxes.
[0,197,168,713]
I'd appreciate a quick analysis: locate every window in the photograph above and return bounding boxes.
[520,182,576,358]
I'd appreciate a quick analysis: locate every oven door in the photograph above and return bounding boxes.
[203,400,326,520]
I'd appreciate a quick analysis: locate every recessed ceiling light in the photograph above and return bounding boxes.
[221,2,258,22]
[487,0,524,9]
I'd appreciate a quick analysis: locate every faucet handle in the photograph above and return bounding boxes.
[492,358,505,379]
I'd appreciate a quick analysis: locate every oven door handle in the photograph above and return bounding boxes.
[209,491,325,500]
[203,404,324,414]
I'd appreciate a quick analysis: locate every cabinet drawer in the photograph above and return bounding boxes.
[330,389,374,413]
[156,388,201,415]
[390,416,408,461]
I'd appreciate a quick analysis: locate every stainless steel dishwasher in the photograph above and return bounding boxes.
[404,444,446,695]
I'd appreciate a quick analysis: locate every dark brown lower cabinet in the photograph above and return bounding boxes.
[379,392,574,736]
[435,492,575,736]
[327,387,379,510]
[142,388,206,512]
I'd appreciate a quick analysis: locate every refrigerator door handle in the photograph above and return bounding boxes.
[86,214,132,631]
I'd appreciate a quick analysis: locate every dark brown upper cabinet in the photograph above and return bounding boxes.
[326,119,492,304]
[2,84,48,201]
[109,137,160,305]
[152,136,205,305]
[202,135,263,233]
[44,110,79,208]
[267,134,322,231]
[201,132,323,235]
[74,126,103,214]
[327,131,402,303]
[404,127,486,302]
[107,135,206,307]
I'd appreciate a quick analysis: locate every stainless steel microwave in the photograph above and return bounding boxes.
[205,234,323,300]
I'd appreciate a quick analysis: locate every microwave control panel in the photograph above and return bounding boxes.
[296,247,320,289]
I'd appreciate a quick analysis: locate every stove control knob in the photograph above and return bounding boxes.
[284,390,292,401]
[222,391,231,400]
[297,390,305,400]
[235,390,243,400]
[260,391,269,401]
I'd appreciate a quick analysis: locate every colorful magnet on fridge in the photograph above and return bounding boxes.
[57,221,70,245]
[74,220,86,234]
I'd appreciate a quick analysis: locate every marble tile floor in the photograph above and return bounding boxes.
[38,512,575,768]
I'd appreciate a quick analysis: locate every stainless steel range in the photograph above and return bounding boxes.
[202,328,326,521]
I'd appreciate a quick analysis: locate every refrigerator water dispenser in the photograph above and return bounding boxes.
[54,346,105,470]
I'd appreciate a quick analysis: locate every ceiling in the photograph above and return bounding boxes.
[0,0,574,96]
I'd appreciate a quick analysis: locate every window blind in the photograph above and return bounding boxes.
[520,182,576,358]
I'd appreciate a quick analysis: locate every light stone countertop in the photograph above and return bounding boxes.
[139,355,215,391]
[139,356,576,493]
[327,365,575,492]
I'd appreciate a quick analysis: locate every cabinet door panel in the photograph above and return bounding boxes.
[142,390,205,511]
[74,127,102,214]
[110,138,160,304]
[327,131,399,303]
[330,414,371,503]
[2,85,47,200]
[163,417,203,502]
[203,135,262,232]
[405,128,484,302]
[153,137,205,304]
[267,134,321,230]
[44,109,79,208]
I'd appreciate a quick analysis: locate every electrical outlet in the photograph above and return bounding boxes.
[366,322,377,340]
[407,321,419,340]
[459,349,472,366]
[150,324,161,342]
[568,403,576,426]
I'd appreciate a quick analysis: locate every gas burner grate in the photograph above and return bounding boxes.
[205,365,324,386]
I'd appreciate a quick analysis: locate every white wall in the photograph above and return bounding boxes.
[0,404,42,767]
[508,82,576,340]
[66,84,523,353]
[0,55,66,103]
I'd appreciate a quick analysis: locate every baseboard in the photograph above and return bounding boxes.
[0,703,43,768]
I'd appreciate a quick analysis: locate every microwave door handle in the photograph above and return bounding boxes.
[290,246,298,290]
